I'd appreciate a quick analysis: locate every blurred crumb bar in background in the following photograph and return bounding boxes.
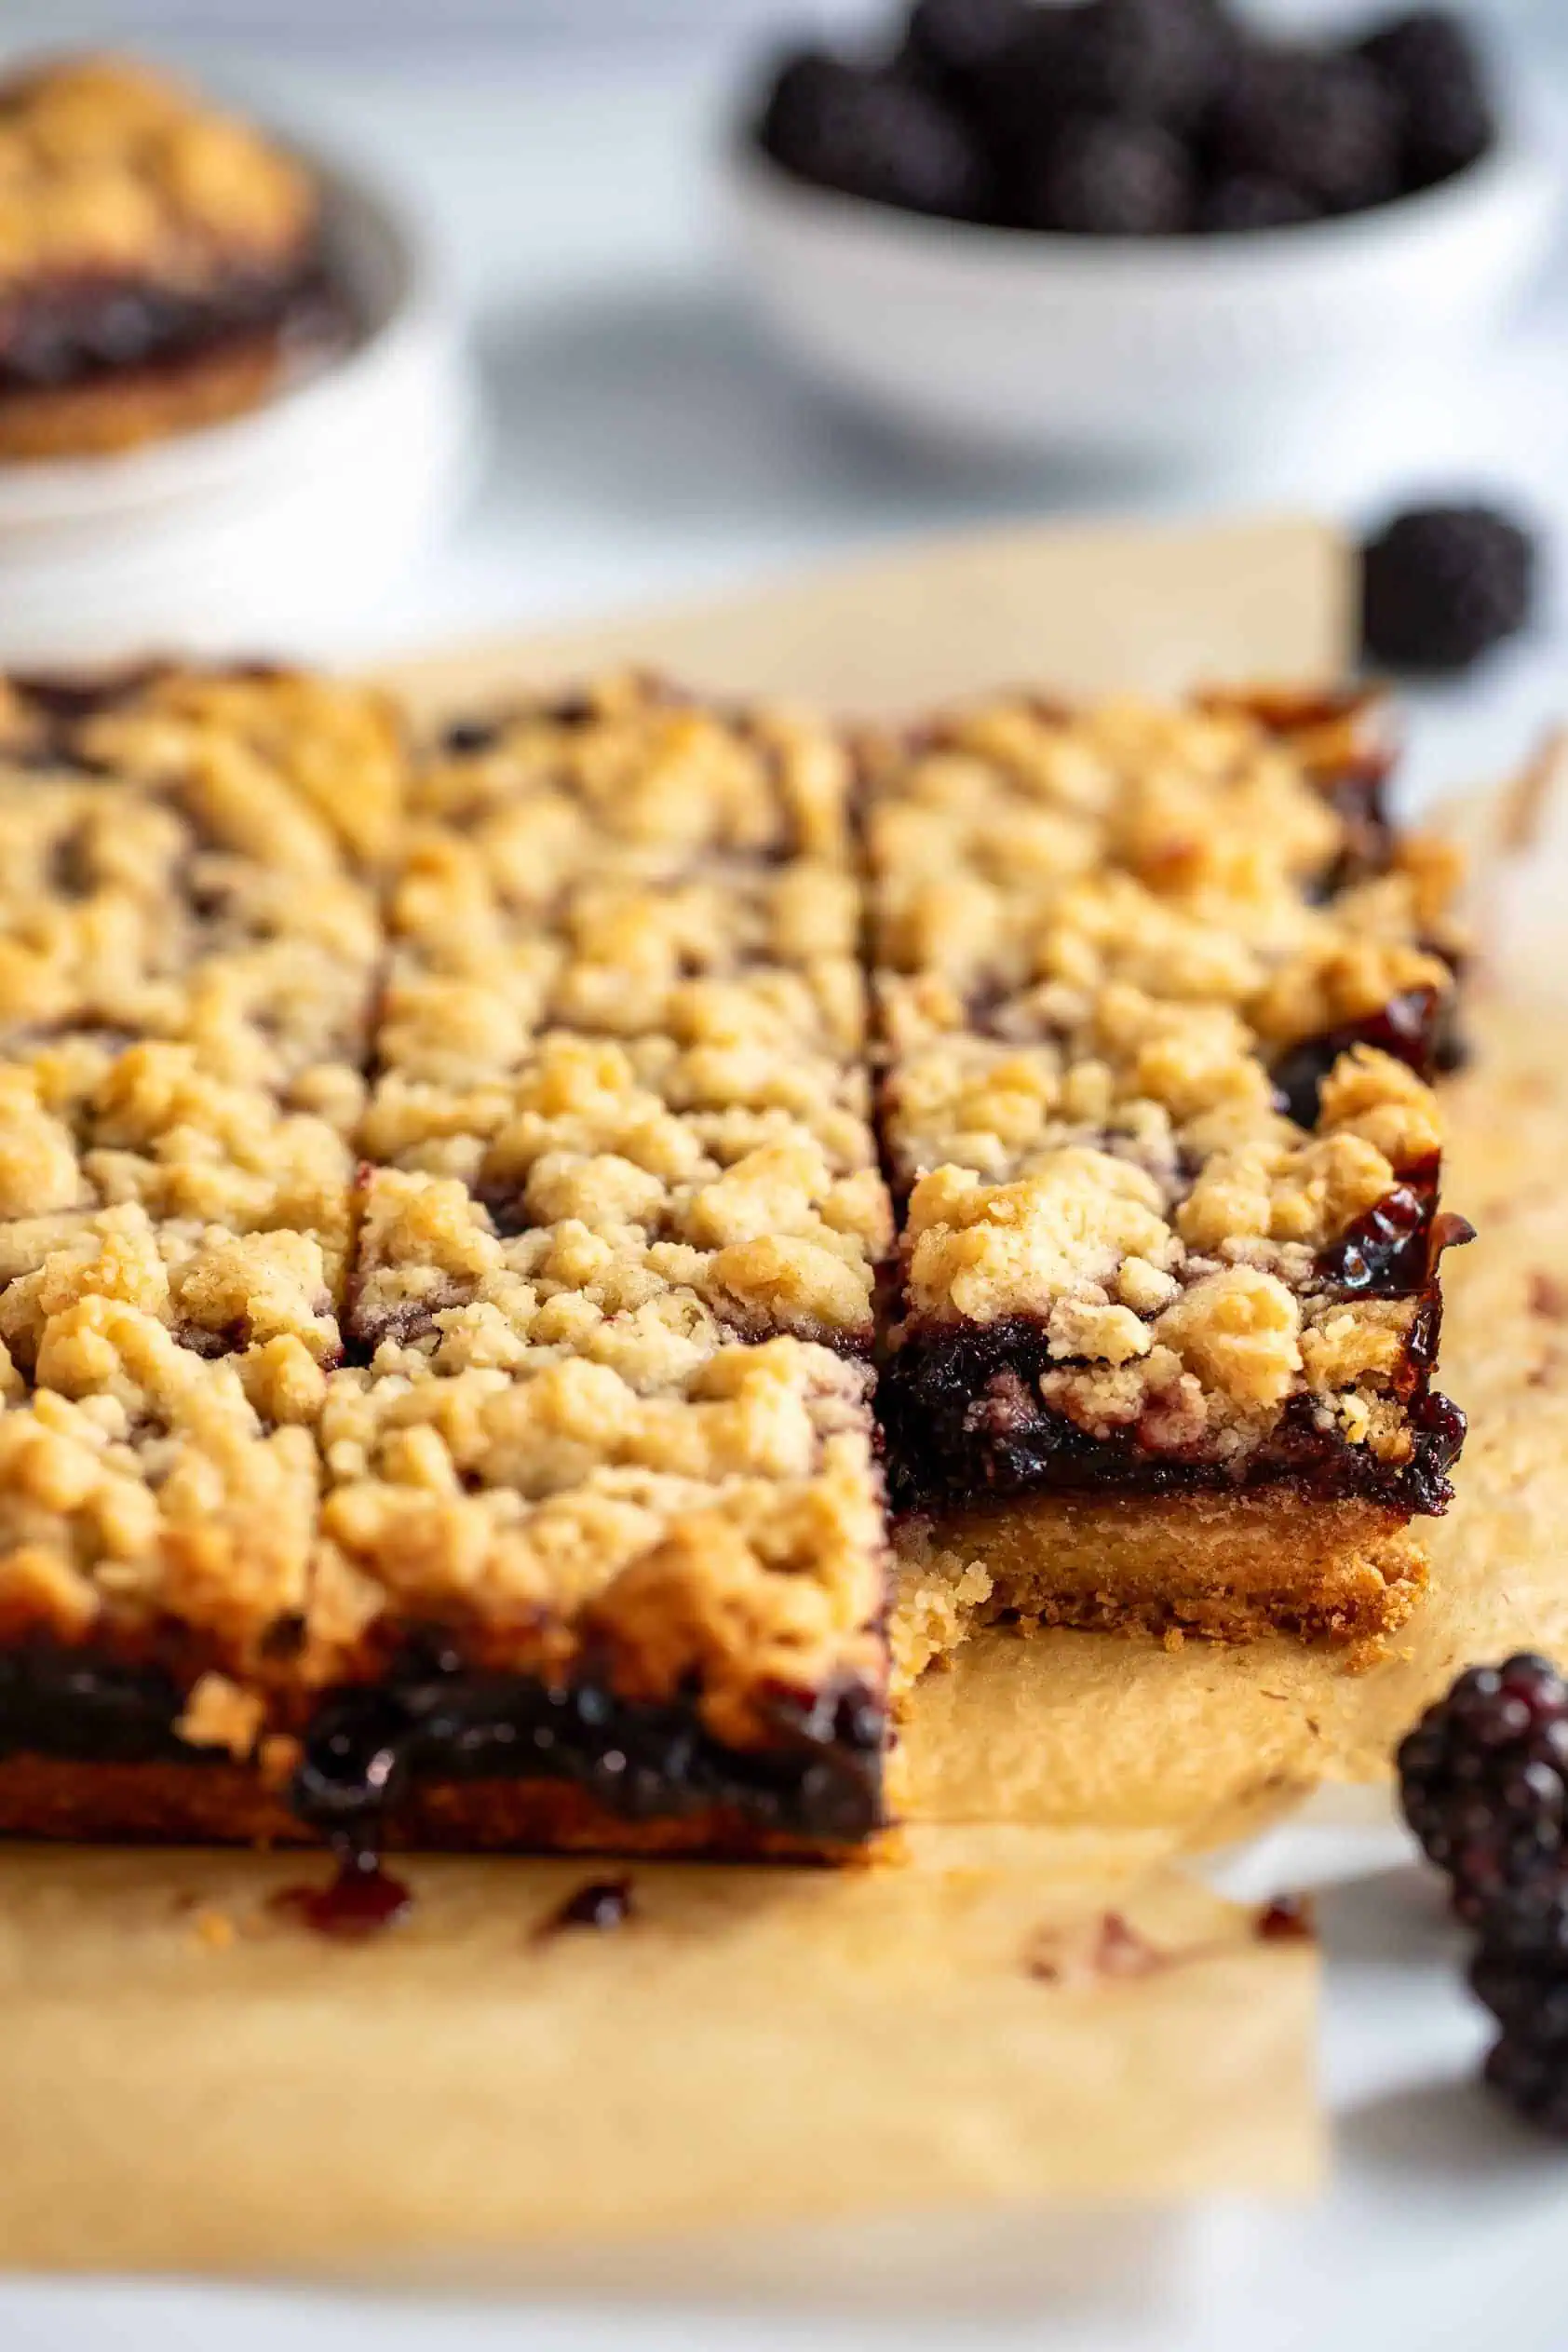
[872,688,1472,1670]
[0,55,335,460]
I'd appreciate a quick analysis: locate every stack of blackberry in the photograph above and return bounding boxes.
[751,2,1495,237]
[1399,1655,1568,2132]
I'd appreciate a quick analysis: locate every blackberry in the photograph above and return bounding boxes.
[1017,114,1194,236]
[1210,47,1402,215]
[755,49,856,169]
[755,49,992,221]
[1360,504,1536,674]
[1471,1871,1568,1976]
[953,7,1070,165]
[1197,172,1318,233]
[1048,0,1237,131]
[1481,2031,1568,2137]
[1467,1881,1568,2134]
[901,0,1035,97]
[1397,1655,1568,1923]
[1358,9,1494,190]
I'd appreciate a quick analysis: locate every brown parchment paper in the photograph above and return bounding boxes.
[0,513,1386,2274]
[385,511,1347,720]
[0,1827,1317,2272]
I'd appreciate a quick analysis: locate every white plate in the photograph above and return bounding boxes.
[0,140,481,661]
[726,129,1562,464]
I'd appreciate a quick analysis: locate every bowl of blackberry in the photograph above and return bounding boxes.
[728,1,1559,459]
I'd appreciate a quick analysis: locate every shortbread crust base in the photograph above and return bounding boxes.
[0,330,291,460]
[892,1489,1429,1683]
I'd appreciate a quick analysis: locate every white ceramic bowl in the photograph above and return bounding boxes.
[727,129,1561,463]
[0,141,480,663]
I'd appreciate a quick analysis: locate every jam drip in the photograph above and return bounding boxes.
[271,1852,412,1940]
[540,1876,635,1936]
[287,1669,885,1856]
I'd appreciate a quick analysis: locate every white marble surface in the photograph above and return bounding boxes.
[6,36,1568,2351]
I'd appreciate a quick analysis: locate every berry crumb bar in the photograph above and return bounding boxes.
[0,669,892,1860]
[872,688,1470,1669]
[0,55,332,461]
[0,668,1470,1861]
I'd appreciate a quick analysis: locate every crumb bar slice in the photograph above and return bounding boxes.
[0,56,330,460]
[381,670,864,1089]
[0,670,895,1859]
[868,688,1470,1656]
[286,677,894,1857]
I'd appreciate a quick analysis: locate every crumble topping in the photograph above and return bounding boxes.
[310,1339,885,1747]
[0,668,401,1098]
[0,664,892,1754]
[388,674,864,1086]
[0,56,317,296]
[864,693,1463,1055]
[871,691,1465,1485]
[0,1046,354,1257]
[0,1315,320,1668]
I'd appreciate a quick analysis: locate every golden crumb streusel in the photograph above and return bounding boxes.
[388,673,865,1086]
[0,667,402,1102]
[864,692,1462,1079]
[869,690,1465,1483]
[0,55,317,301]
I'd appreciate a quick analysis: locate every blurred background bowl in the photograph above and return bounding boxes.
[726,123,1561,464]
[0,139,480,664]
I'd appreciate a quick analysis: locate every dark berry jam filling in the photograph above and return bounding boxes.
[291,1666,885,1853]
[0,260,335,395]
[0,1643,887,1852]
[1270,986,1453,1129]
[882,1166,1468,1518]
[879,1312,1464,1517]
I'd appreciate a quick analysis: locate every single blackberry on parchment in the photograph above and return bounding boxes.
[1398,1656,1568,1924]
[1017,114,1194,236]
[1358,9,1495,190]
[1360,504,1536,674]
[756,50,993,220]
